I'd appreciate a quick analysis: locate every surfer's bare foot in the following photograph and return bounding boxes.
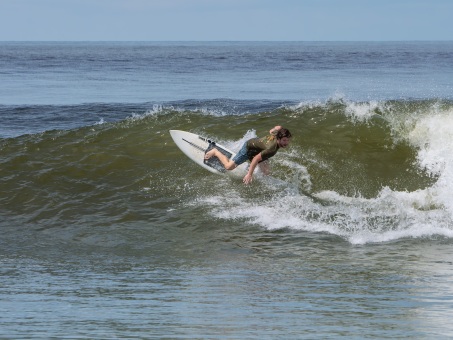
[204,149,216,160]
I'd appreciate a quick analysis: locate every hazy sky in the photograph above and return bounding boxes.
[1,0,452,41]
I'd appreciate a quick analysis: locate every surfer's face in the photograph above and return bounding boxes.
[278,137,290,148]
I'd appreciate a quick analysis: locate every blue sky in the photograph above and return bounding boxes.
[1,0,452,41]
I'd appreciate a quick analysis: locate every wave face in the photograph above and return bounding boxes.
[1,97,453,245]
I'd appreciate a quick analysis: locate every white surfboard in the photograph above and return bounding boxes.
[169,130,247,175]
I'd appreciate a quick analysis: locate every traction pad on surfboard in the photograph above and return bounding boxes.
[203,142,233,173]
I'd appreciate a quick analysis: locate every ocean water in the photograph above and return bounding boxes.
[1,41,453,338]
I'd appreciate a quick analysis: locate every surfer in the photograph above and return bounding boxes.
[204,125,292,184]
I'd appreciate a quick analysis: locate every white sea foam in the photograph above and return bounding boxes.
[94,118,105,125]
[407,107,453,217]
[221,129,257,154]
[204,181,452,244]
[344,99,384,122]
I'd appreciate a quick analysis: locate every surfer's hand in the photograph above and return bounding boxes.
[243,174,253,185]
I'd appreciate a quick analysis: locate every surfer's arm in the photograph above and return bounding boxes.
[243,153,263,184]
[269,125,282,135]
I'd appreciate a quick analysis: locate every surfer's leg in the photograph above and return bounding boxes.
[205,149,237,170]
[204,148,217,160]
